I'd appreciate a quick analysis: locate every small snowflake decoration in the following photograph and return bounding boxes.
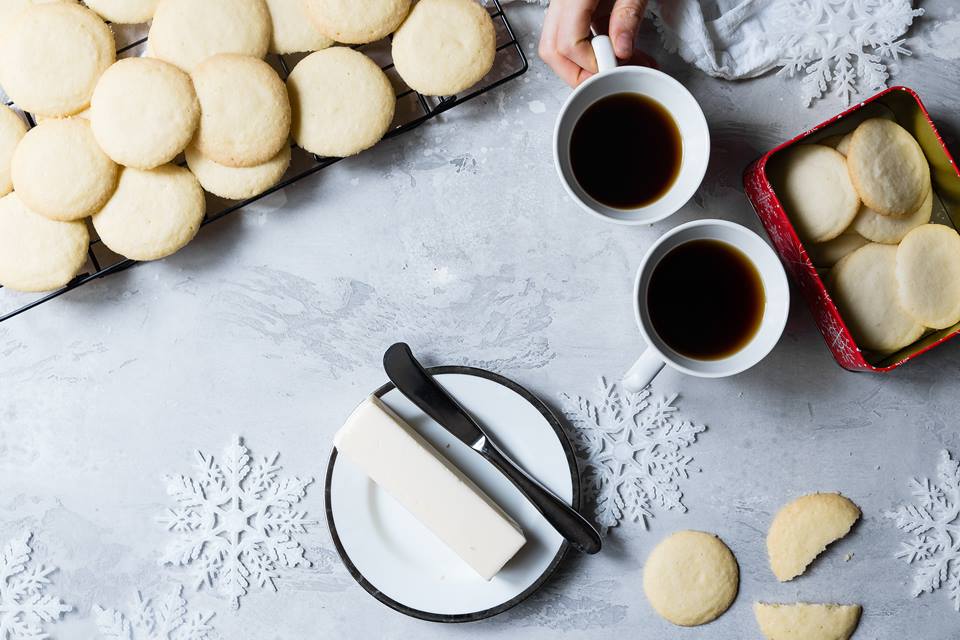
[94,584,216,640]
[159,436,315,608]
[0,532,71,640]
[886,449,960,611]
[559,378,706,533]
[772,0,923,106]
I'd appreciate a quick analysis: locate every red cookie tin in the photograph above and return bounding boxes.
[743,86,960,372]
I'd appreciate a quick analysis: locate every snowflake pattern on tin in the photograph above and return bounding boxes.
[94,584,217,640]
[159,436,315,608]
[0,532,71,640]
[559,378,706,533]
[772,0,924,107]
[886,449,960,611]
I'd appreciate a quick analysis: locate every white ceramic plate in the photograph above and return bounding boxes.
[325,366,579,622]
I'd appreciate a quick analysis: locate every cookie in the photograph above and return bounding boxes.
[392,0,496,96]
[643,530,739,627]
[0,0,74,32]
[0,105,27,196]
[0,192,88,292]
[264,0,333,54]
[92,165,205,261]
[852,188,932,244]
[90,57,200,170]
[148,0,271,73]
[287,47,395,158]
[895,224,960,329]
[191,54,290,168]
[754,603,862,640]
[847,118,930,217]
[808,232,868,268]
[84,0,158,23]
[11,118,118,221]
[0,3,115,117]
[303,0,410,44]
[767,493,861,582]
[185,143,291,200]
[834,132,853,157]
[775,145,860,243]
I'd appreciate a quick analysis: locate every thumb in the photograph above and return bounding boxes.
[608,0,648,60]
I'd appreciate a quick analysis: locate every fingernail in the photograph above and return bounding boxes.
[616,33,633,58]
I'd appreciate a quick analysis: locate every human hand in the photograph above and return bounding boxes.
[538,0,650,87]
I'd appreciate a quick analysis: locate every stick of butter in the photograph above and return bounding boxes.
[334,395,526,580]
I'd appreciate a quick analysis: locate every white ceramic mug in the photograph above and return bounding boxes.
[622,219,790,392]
[553,36,710,225]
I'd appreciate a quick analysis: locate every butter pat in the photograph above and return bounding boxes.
[335,395,526,580]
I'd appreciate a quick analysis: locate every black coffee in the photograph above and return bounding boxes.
[646,239,765,360]
[569,92,682,209]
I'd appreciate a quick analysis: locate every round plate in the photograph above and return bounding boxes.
[325,366,580,623]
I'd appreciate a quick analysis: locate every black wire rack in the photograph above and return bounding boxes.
[0,0,527,324]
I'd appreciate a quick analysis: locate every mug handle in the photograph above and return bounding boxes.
[622,346,665,393]
[591,35,619,75]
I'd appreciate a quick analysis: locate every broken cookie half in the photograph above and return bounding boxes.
[754,602,862,640]
[767,492,861,581]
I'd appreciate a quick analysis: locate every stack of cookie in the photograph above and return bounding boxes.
[0,0,498,293]
[775,117,960,354]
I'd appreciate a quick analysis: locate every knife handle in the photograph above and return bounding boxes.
[479,439,602,555]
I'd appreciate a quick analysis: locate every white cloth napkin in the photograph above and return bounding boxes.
[511,0,924,106]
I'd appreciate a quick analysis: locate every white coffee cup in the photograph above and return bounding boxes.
[622,219,790,392]
[553,36,710,225]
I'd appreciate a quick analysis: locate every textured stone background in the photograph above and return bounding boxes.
[1,3,959,638]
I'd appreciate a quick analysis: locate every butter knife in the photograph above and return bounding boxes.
[383,342,602,555]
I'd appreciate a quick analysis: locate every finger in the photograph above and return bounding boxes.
[539,0,596,86]
[557,0,602,74]
[608,0,648,59]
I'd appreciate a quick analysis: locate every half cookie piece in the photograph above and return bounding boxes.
[767,493,860,582]
[754,603,862,640]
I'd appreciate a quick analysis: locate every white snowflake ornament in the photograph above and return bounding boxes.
[886,449,960,611]
[159,436,315,608]
[772,0,924,106]
[559,378,706,533]
[0,532,72,640]
[94,584,216,640]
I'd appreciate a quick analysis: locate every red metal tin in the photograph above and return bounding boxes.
[743,86,960,372]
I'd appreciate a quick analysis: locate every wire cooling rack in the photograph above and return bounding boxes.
[0,0,527,324]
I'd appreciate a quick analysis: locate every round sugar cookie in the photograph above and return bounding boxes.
[895,224,960,329]
[84,0,158,23]
[287,47,395,158]
[643,530,739,627]
[90,58,200,170]
[11,118,118,221]
[0,105,27,196]
[0,0,75,32]
[0,192,88,292]
[835,132,853,157]
[0,3,115,117]
[847,118,930,217]
[853,188,931,244]
[830,244,924,352]
[148,0,271,73]
[754,603,862,640]
[303,0,410,44]
[392,0,496,96]
[192,54,290,168]
[776,145,860,243]
[93,165,205,261]
[264,0,333,54]
[186,143,291,200]
[808,232,868,268]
